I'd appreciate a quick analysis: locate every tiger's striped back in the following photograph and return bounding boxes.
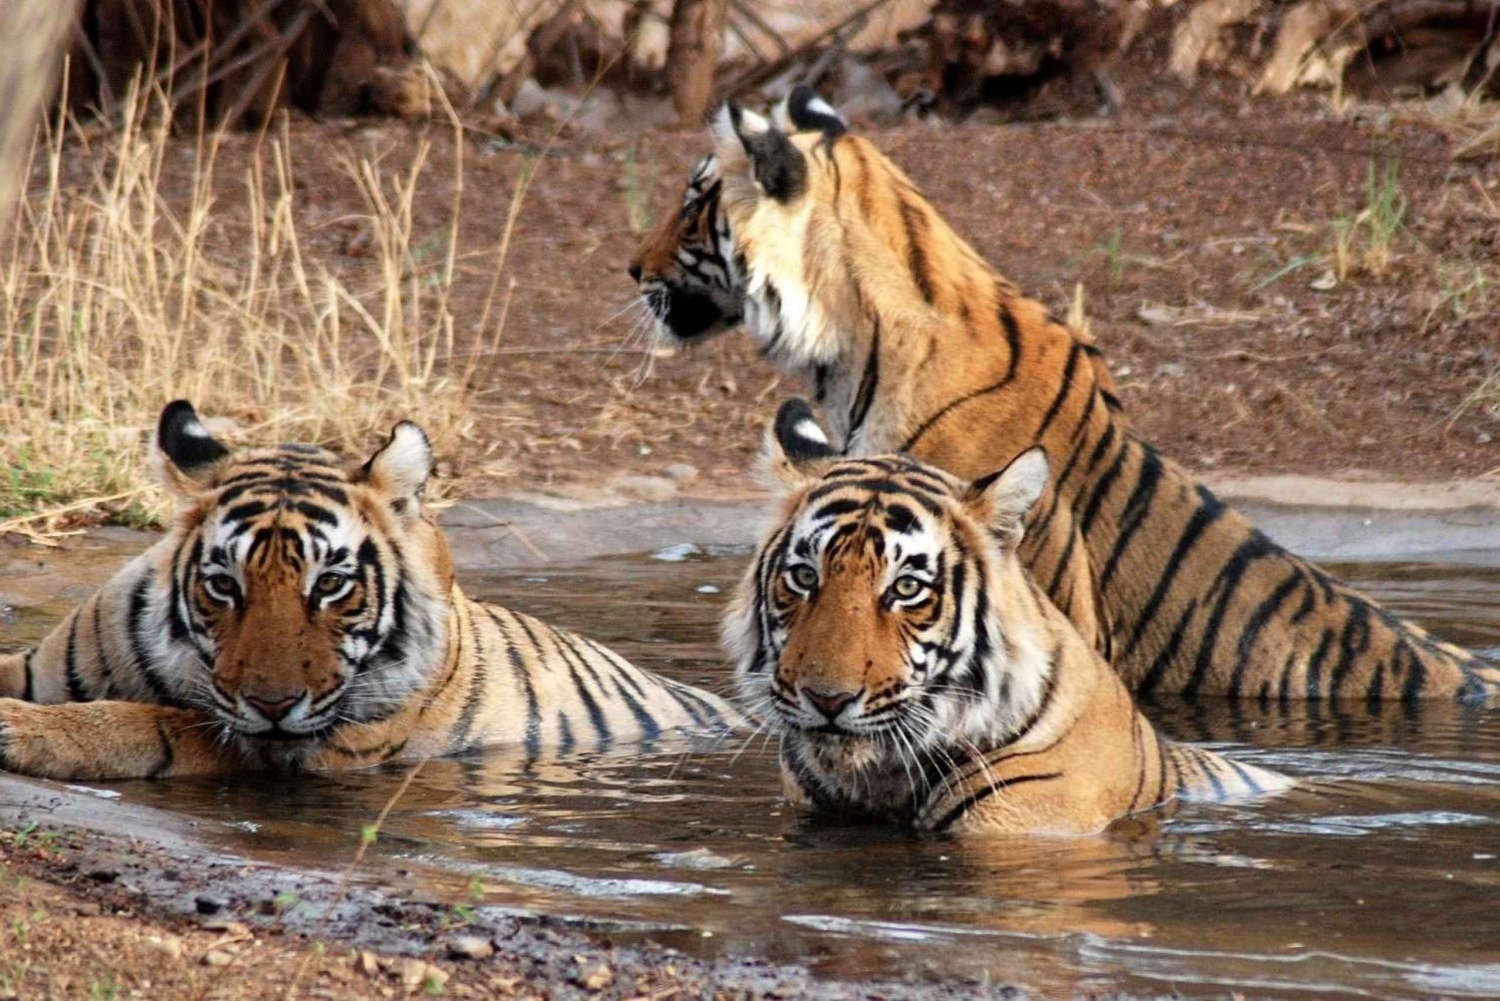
[636,88,1500,705]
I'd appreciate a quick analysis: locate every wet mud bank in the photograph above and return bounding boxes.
[446,475,1500,571]
[0,778,1017,1000]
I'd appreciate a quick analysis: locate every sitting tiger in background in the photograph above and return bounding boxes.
[727,400,1290,834]
[633,87,1500,705]
[0,402,736,781]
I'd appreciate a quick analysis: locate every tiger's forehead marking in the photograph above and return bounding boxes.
[199,444,366,564]
[789,458,963,563]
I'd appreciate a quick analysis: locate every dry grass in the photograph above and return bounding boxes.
[0,84,511,541]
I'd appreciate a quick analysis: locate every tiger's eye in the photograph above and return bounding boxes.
[788,565,818,591]
[202,572,239,603]
[314,572,349,596]
[891,575,926,600]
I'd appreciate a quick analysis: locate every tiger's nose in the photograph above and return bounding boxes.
[243,692,302,721]
[803,687,859,721]
[627,260,643,283]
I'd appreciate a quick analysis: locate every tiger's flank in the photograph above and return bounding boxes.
[0,402,737,781]
[725,400,1290,836]
[632,88,1500,706]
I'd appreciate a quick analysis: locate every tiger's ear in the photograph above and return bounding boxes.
[775,86,848,137]
[964,448,1050,548]
[155,400,230,501]
[763,398,837,491]
[711,102,807,202]
[360,421,433,516]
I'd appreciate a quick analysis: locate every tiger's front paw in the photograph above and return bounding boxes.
[0,698,57,778]
[0,699,230,780]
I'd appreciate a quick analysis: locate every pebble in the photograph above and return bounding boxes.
[578,963,613,991]
[145,935,184,961]
[611,474,678,502]
[652,543,703,563]
[401,958,449,993]
[444,934,495,961]
[356,951,382,978]
[202,949,234,968]
[194,894,228,916]
[663,462,699,483]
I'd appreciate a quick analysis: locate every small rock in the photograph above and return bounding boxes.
[424,965,451,993]
[199,919,249,936]
[356,951,382,978]
[651,543,703,563]
[578,963,613,991]
[202,949,234,968]
[194,894,227,916]
[1155,362,1185,379]
[399,954,429,996]
[663,462,699,484]
[1136,303,1176,326]
[444,935,494,961]
[1309,271,1338,291]
[145,935,184,961]
[610,474,677,502]
[1478,431,1493,445]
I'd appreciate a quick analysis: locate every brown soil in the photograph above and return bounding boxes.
[0,821,1016,1000]
[40,73,1498,500]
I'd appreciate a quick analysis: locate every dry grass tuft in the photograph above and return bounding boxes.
[0,85,500,540]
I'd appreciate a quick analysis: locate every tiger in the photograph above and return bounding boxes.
[632,87,1500,705]
[0,401,737,781]
[726,399,1290,834]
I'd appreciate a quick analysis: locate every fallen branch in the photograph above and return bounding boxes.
[720,0,895,98]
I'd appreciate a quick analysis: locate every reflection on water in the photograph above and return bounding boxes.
[5,541,1500,998]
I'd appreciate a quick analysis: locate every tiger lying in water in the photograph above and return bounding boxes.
[0,402,736,780]
[728,400,1290,834]
[633,88,1500,705]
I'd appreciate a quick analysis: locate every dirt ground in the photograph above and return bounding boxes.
[0,819,1022,1001]
[35,65,1496,504]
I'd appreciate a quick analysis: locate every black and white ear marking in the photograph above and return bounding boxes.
[362,420,434,508]
[782,85,848,137]
[763,398,837,491]
[774,398,837,462]
[712,102,807,202]
[967,447,1050,546]
[157,400,230,483]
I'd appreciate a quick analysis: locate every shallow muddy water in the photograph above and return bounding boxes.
[4,538,1500,998]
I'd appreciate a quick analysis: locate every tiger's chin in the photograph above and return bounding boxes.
[644,285,742,345]
[784,729,927,821]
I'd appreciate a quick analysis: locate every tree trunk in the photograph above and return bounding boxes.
[667,0,727,125]
[0,0,78,220]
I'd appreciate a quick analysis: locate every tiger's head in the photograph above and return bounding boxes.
[725,399,1055,817]
[628,153,744,344]
[627,90,854,349]
[151,401,453,751]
